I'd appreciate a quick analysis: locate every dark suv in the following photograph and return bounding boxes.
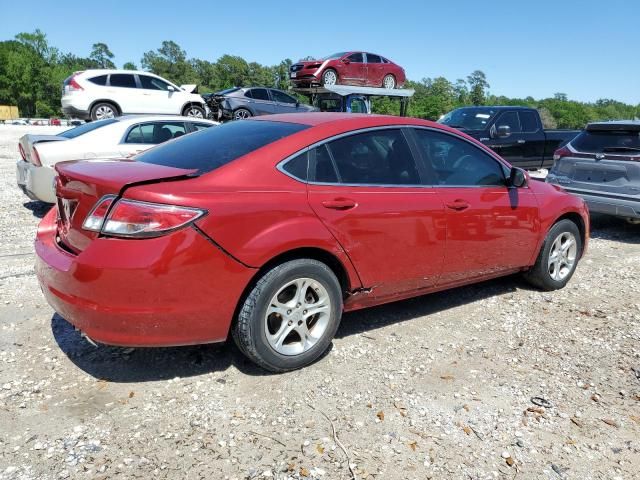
[203,87,317,121]
[546,121,640,222]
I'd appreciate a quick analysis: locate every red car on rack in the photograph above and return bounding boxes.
[290,51,406,89]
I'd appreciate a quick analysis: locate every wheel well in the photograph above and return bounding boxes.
[554,212,586,254]
[89,99,121,115]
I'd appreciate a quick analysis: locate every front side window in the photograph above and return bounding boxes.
[325,129,420,185]
[495,111,522,133]
[137,120,310,174]
[125,122,187,144]
[438,107,498,130]
[109,74,137,88]
[271,90,296,104]
[139,75,172,91]
[250,88,270,101]
[347,52,364,63]
[413,128,506,186]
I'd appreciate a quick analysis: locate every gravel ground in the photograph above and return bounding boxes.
[0,125,639,480]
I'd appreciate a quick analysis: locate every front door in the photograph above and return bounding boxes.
[306,128,447,299]
[343,52,367,85]
[137,74,182,114]
[270,89,300,114]
[411,127,539,285]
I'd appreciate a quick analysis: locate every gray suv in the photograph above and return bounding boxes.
[546,120,640,222]
[203,87,317,121]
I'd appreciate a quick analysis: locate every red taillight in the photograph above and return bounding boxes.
[83,196,206,238]
[553,145,572,162]
[18,144,26,161]
[67,75,84,92]
[31,146,42,166]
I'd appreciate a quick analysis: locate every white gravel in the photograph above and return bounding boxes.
[0,125,639,480]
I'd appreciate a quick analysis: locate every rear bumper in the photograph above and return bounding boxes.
[61,105,90,120]
[16,161,56,203]
[565,189,640,219]
[35,209,256,347]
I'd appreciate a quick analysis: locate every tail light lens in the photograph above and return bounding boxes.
[67,75,84,92]
[31,146,42,166]
[553,145,572,162]
[18,144,26,161]
[83,196,206,238]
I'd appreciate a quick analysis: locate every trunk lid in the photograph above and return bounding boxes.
[19,134,67,164]
[54,159,197,253]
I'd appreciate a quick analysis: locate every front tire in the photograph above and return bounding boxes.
[90,102,118,121]
[322,69,338,86]
[382,74,396,89]
[232,259,343,372]
[524,219,582,291]
[183,104,205,118]
[233,108,252,120]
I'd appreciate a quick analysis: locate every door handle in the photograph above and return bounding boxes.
[517,139,526,144]
[322,198,357,210]
[445,200,470,211]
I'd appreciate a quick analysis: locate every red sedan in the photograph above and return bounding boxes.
[290,52,406,89]
[36,113,588,372]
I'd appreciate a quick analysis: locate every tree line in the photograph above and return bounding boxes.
[1,30,638,128]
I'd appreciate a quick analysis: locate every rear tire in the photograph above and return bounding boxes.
[232,259,343,373]
[523,219,582,291]
[382,74,396,89]
[90,102,118,121]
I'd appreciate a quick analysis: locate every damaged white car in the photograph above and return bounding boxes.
[61,69,207,121]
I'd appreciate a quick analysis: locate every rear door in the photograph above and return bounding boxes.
[246,88,276,116]
[306,128,446,299]
[411,127,539,284]
[107,73,140,114]
[364,53,384,86]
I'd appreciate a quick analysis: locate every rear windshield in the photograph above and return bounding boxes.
[58,118,119,139]
[572,129,640,154]
[136,120,310,174]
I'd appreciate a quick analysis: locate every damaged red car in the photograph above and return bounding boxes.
[290,51,406,89]
[36,113,588,372]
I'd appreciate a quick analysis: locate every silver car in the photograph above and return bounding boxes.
[546,120,640,222]
[203,87,317,121]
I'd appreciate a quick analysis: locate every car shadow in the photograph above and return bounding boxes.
[23,201,52,219]
[589,213,640,245]
[53,275,529,382]
[336,274,528,339]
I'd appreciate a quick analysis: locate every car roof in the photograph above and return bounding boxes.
[251,112,453,130]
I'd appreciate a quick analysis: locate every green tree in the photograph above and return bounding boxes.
[122,62,137,70]
[467,70,490,105]
[90,42,115,69]
[141,40,196,84]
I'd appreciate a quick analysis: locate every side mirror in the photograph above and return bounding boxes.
[342,58,350,65]
[496,125,511,138]
[167,85,176,92]
[509,167,528,188]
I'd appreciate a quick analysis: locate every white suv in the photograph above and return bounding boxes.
[61,69,207,121]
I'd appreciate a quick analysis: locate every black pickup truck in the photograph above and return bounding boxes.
[438,106,580,170]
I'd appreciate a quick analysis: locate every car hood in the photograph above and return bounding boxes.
[181,84,198,93]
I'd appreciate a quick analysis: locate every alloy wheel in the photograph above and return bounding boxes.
[383,75,396,89]
[323,70,337,86]
[234,109,251,120]
[95,106,115,120]
[547,232,577,281]
[264,277,331,356]
[186,107,204,118]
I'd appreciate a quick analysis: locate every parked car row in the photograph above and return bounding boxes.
[17,116,218,202]
[31,112,589,372]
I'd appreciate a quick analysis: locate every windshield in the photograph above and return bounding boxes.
[322,52,347,60]
[58,118,119,139]
[136,120,310,174]
[572,129,640,154]
[438,108,498,130]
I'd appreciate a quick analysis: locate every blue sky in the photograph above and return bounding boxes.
[2,0,639,104]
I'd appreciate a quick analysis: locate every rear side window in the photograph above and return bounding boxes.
[413,128,506,186]
[88,75,107,86]
[519,111,539,132]
[58,118,119,139]
[109,74,137,88]
[367,54,382,63]
[137,120,310,174]
[572,129,640,153]
[244,90,253,98]
[312,144,339,183]
[325,129,420,185]
[282,152,308,180]
[126,122,187,144]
